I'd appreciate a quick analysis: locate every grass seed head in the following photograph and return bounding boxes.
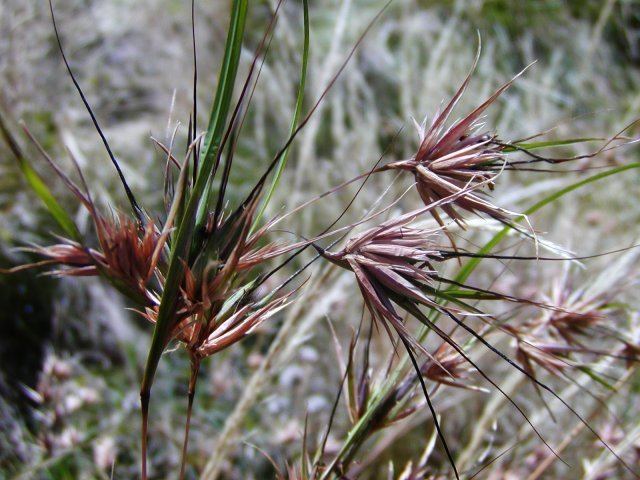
[24,241,96,277]
[91,215,162,299]
[421,343,476,390]
[384,55,524,227]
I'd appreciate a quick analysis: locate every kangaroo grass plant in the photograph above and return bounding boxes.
[3,0,640,478]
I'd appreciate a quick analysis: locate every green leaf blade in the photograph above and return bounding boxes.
[141,0,249,396]
[251,0,310,233]
[21,160,80,241]
[0,112,80,241]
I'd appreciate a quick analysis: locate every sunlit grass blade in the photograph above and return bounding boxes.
[301,414,310,479]
[577,366,616,391]
[141,0,248,395]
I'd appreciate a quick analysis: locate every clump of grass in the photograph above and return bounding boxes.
[2,1,640,479]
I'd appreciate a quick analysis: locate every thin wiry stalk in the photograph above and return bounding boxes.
[140,391,149,480]
[235,0,394,217]
[435,305,639,476]
[311,350,351,478]
[48,0,143,223]
[399,335,459,480]
[210,0,285,232]
[529,369,637,480]
[200,266,338,480]
[251,0,310,233]
[399,300,566,465]
[179,356,200,480]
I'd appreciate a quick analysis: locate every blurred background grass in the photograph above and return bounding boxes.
[1,0,639,478]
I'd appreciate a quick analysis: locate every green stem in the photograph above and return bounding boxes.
[139,0,248,443]
[179,356,201,480]
[140,390,150,480]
